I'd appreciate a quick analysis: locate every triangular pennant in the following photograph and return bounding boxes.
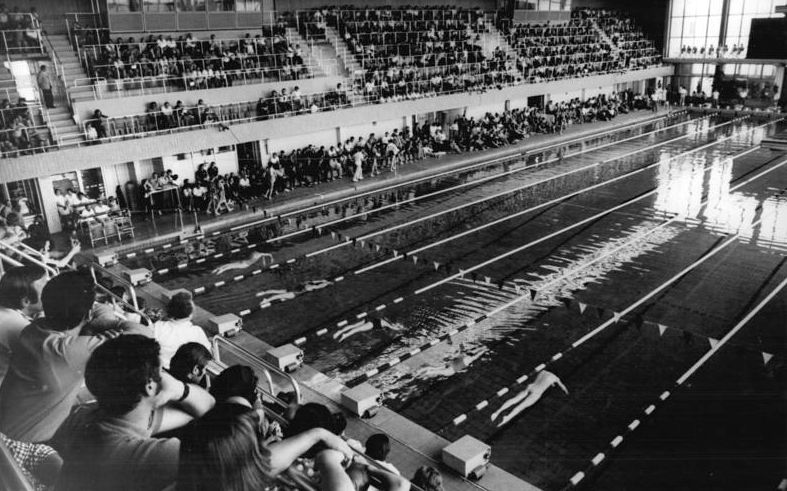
[412,255,418,264]
[484,276,491,284]
[530,289,538,300]
[657,324,667,336]
[612,312,622,323]
[316,227,323,235]
[288,218,293,225]
[708,337,719,349]
[762,352,774,365]
[458,269,465,279]
[433,261,440,271]
[360,240,365,247]
[514,284,521,293]
[375,244,381,251]
[331,231,336,239]
[578,302,587,314]
[393,249,399,257]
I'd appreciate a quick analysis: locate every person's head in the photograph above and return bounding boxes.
[412,466,443,491]
[165,291,194,321]
[39,65,46,72]
[86,335,162,416]
[177,404,270,491]
[286,402,342,438]
[170,342,212,385]
[210,364,257,405]
[365,433,391,461]
[0,265,48,315]
[3,211,20,227]
[55,188,63,196]
[40,271,95,330]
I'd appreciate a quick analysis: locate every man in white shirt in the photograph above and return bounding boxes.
[153,291,210,369]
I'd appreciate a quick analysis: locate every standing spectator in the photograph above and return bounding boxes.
[0,272,146,442]
[0,265,48,388]
[36,65,54,109]
[51,335,215,491]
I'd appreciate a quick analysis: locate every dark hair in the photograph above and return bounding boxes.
[85,335,162,416]
[365,433,391,461]
[41,271,95,329]
[166,291,194,320]
[0,265,46,310]
[412,466,443,491]
[177,404,271,491]
[210,364,257,405]
[170,342,212,383]
[286,403,342,440]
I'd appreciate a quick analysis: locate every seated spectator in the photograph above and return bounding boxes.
[0,265,48,387]
[177,403,355,491]
[0,271,145,442]
[52,335,214,491]
[169,342,212,389]
[411,466,443,491]
[0,211,28,245]
[365,433,400,483]
[153,291,211,368]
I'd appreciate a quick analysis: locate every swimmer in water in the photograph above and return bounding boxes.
[333,317,400,343]
[212,251,275,275]
[490,370,568,428]
[255,280,333,304]
[416,344,485,378]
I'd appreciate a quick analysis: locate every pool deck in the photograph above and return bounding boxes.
[88,108,678,258]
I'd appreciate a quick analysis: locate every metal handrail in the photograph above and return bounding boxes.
[89,273,154,327]
[0,250,24,268]
[89,262,142,311]
[0,240,59,277]
[211,335,303,405]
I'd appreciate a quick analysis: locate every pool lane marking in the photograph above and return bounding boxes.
[565,274,787,489]
[187,116,716,294]
[445,175,787,427]
[346,154,787,388]
[305,116,732,260]
[153,240,266,276]
[122,114,689,260]
[268,115,708,246]
[355,131,757,276]
[278,132,769,347]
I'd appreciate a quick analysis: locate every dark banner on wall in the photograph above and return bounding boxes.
[747,18,787,59]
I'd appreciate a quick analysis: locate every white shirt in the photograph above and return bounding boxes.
[153,317,211,368]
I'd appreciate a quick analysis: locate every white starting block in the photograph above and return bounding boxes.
[442,435,491,480]
[762,138,787,151]
[123,268,152,286]
[160,288,190,303]
[264,344,303,373]
[341,382,382,418]
[207,313,242,337]
[91,251,118,267]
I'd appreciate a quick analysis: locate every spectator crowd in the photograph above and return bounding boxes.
[0,262,448,491]
[0,98,47,158]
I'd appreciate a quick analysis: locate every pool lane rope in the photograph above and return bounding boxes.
[267,114,710,246]
[187,115,719,295]
[340,151,787,388]
[445,184,785,427]
[226,121,755,322]
[565,274,787,489]
[122,112,697,262]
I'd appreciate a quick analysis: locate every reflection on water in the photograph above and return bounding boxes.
[653,139,787,252]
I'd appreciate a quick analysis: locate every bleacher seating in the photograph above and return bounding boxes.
[577,8,662,69]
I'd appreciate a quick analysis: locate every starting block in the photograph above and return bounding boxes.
[341,382,382,418]
[207,313,242,337]
[123,268,152,286]
[264,344,303,373]
[91,250,118,267]
[442,435,491,480]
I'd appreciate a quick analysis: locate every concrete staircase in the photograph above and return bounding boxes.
[284,27,331,78]
[589,19,622,58]
[324,26,363,79]
[46,33,95,102]
[0,64,19,101]
[480,20,516,58]
[41,33,87,146]
[45,105,83,147]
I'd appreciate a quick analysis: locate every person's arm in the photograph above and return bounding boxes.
[154,370,215,434]
[265,428,352,476]
[46,241,80,268]
[554,376,569,395]
[363,463,410,491]
[314,449,355,491]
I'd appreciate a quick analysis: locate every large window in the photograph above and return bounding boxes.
[667,0,724,56]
